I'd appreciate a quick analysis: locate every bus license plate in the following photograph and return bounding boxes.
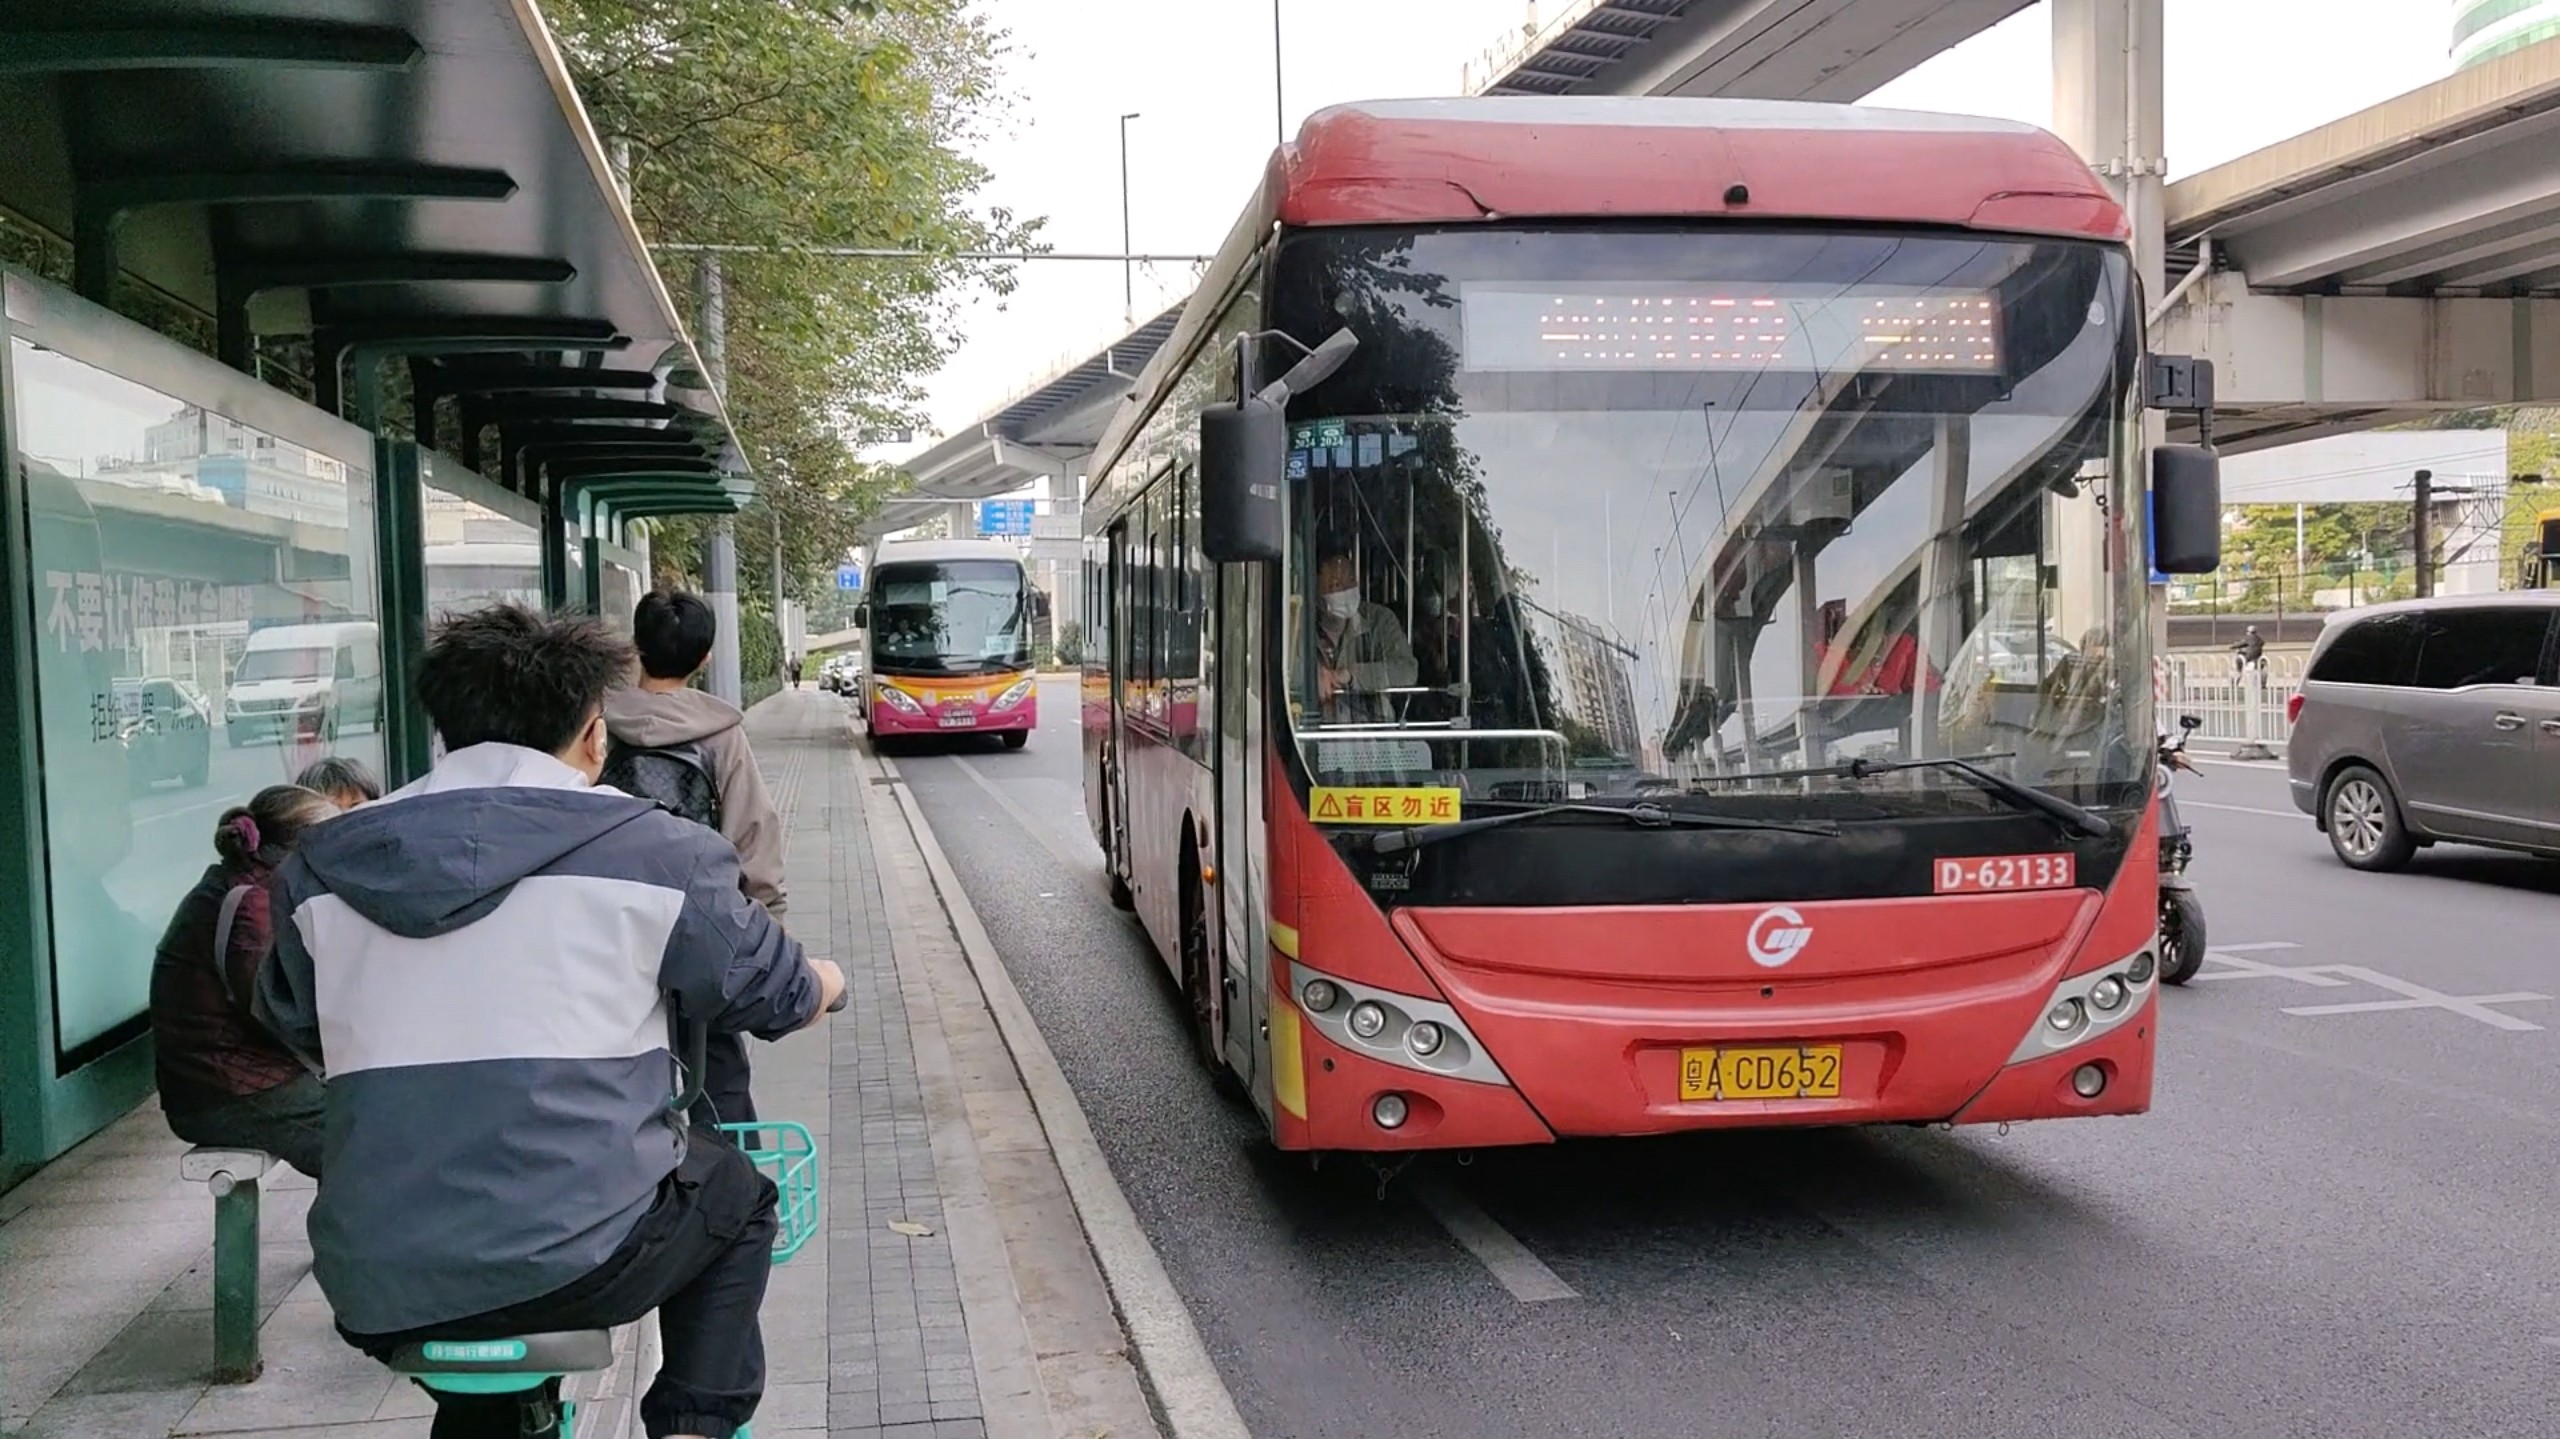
[937,712,977,728]
[1678,1046,1842,1101]
[1933,853,2075,894]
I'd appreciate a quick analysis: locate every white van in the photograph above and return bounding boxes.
[223,621,383,747]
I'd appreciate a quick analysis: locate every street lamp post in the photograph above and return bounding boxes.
[1119,111,1141,326]
[1272,0,1285,144]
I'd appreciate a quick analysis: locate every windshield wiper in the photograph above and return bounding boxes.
[1370,800,1837,855]
[1687,750,2114,839]
[1841,755,2115,839]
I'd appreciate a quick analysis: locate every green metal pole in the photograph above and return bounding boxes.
[210,1175,263,1382]
[579,489,604,614]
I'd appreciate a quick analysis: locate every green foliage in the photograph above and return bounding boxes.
[1052,620,1085,666]
[740,599,784,709]
[2218,501,2415,610]
[545,0,1040,592]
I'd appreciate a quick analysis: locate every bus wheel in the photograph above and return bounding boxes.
[1000,730,1028,750]
[1102,789,1136,910]
[1181,855,1245,1101]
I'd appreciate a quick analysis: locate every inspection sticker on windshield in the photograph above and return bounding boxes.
[1311,786,1459,825]
[1933,853,2076,894]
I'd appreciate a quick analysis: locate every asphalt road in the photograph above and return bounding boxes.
[888,680,2560,1439]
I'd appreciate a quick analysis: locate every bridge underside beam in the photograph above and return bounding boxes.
[2155,276,2560,452]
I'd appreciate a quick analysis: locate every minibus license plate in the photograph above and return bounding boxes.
[1678,1046,1842,1101]
[937,712,977,728]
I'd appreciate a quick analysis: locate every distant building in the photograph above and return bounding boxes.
[2454,0,2560,68]
[138,405,349,527]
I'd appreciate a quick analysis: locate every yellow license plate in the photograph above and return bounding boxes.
[1678,1046,1843,1101]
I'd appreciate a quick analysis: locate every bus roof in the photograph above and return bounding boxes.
[1272,98,2126,242]
[1089,96,2126,506]
[871,538,1025,568]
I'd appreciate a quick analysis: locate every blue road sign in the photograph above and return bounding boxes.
[835,564,863,591]
[977,500,1034,537]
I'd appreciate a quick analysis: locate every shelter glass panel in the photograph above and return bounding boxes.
[8,324,382,1067]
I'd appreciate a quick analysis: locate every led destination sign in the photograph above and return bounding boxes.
[1461,283,2003,375]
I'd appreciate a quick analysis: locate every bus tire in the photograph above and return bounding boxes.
[1102,788,1136,910]
[1000,730,1028,750]
[1180,851,1246,1102]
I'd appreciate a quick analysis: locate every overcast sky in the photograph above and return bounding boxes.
[914,0,2459,445]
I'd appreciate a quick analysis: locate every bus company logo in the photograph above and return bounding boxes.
[1745,906,1813,968]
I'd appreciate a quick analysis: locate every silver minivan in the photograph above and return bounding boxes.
[2287,592,2560,869]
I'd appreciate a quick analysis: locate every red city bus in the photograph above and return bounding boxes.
[1082,97,2219,1153]
[857,539,1038,746]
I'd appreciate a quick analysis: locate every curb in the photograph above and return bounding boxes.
[866,740,1252,1439]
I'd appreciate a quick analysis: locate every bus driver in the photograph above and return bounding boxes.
[1313,548,1417,724]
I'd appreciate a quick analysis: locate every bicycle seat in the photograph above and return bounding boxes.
[386,1330,614,1378]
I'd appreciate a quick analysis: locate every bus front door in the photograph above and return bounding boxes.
[1213,562,1264,1095]
[1107,521,1134,892]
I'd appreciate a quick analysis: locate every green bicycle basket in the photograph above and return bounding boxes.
[718,1121,818,1264]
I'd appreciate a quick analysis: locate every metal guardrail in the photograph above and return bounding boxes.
[2159,653,2303,756]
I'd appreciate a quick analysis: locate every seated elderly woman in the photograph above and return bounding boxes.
[147,784,339,1177]
[294,755,381,811]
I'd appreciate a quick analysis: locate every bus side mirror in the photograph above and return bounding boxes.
[1200,395,1285,565]
[852,600,869,631]
[2151,444,2222,575]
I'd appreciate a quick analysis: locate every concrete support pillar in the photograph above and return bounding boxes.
[697,252,743,705]
[2055,0,2172,674]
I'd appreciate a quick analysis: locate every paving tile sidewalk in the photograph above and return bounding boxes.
[2,686,1158,1439]
[746,686,1157,1439]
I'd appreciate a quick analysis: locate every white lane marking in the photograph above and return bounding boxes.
[2282,966,2550,1032]
[946,753,1109,890]
[1409,1177,1579,1303]
[2190,755,2287,771]
[2191,944,2344,987]
[2180,800,2301,819]
[2198,946,2552,1029]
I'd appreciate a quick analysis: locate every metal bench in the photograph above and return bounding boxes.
[178,1147,272,1382]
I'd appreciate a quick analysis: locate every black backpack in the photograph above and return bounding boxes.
[600,738,723,832]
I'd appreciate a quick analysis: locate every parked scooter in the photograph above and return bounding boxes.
[2157,714,2207,985]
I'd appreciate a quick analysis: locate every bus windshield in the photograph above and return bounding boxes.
[869,560,1031,676]
[1271,226,2147,819]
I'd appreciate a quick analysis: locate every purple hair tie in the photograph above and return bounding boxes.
[226,815,261,854]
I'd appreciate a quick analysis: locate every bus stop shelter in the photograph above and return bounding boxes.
[0,0,746,1184]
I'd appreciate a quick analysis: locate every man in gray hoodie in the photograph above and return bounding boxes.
[256,604,845,1439]
[604,590,787,1137]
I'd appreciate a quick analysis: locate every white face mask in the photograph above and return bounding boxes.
[1322,588,1361,620]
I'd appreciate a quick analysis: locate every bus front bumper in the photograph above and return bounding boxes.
[1270,920,2158,1150]
[869,689,1036,737]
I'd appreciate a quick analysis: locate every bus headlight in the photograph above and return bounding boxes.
[990,678,1034,711]
[1285,959,1509,1087]
[876,685,924,715]
[2010,945,2154,1064]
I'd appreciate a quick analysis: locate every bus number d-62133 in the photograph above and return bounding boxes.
[1933,853,2076,894]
